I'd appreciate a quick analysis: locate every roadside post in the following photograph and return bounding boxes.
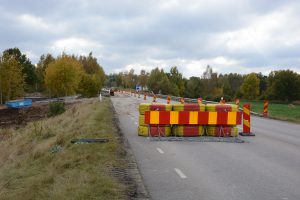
[263,100,269,117]
[239,104,255,136]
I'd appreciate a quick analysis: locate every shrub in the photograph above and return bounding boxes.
[49,101,65,116]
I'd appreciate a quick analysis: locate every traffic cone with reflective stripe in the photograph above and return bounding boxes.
[167,95,171,104]
[198,97,202,104]
[153,95,157,103]
[180,98,185,104]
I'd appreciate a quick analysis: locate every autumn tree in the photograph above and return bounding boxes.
[241,73,260,100]
[138,70,149,90]
[0,54,24,103]
[3,48,37,91]
[45,56,84,97]
[166,66,185,96]
[266,70,300,102]
[35,54,55,92]
[184,76,205,98]
[147,67,172,94]
[78,53,106,95]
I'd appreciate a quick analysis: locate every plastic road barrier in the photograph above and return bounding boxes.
[173,104,205,112]
[173,125,204,137]
[139,103,172,115]
[138,125,171,137]
[207,126,238,137]
[239,104,255,136]
[263,100,269,117]
[206,104,238,112]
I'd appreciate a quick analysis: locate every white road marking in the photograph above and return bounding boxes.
[156,148,164,154]
[174,168,187,179]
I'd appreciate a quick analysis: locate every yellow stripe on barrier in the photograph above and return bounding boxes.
[150,111,159,124]
[244,107,250,116]
[189,111,198,124]
[208,112,217,124]
[170,111,179,124]
[227,112,237,125]
[244,119,250,128]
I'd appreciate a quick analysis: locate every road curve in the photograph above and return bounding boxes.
[111,93,300,200]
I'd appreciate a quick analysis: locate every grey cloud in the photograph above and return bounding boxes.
[0,0,299,77]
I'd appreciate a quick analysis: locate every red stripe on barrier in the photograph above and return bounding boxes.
[216,105,232,112]
[236,112,242,124]
[198,112,209,124]
[144,111,150,124]
[183,104,201,111]
[178,111,190,124]
[183,126,200,136]
[150,105,166,111]
[217,112,228,125]
[159,111,170,124]
[149,126,166,136]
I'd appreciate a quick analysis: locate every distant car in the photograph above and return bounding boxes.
[110,89,114,96]
[101,88,110,97]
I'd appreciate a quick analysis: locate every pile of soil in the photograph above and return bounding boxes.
[0,102,76,129]
[0,104,49,128]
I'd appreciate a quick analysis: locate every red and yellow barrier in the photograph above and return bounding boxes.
[144,111,242,125]
[173,125,204,137]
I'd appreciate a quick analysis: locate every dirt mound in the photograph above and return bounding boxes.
[0,102,76,128]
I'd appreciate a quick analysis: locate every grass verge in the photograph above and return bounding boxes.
[239,100,300,123]
[0,98,129,200]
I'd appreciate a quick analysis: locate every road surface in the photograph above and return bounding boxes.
[111,92,300,200]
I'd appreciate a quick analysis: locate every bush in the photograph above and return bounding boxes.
[49,101,65,116]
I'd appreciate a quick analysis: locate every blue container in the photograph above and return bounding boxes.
[5,99,32,108]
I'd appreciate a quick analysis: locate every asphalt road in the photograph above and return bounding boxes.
[111,92,300,200]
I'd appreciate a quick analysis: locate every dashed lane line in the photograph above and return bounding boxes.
[174,168,187,179]
[156,148,164,154]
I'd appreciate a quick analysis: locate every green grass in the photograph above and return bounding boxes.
[239,100,300,123]
[0,98,128,200]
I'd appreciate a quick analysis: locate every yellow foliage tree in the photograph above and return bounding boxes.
[0,55,24,103]
[45,56,84,97]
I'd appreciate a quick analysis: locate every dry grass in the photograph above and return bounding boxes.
[0,98,128,200]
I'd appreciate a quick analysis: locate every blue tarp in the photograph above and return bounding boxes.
[5,99,32,108]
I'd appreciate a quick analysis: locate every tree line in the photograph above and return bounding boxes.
[107,65,300,102]
[0,48,105,103]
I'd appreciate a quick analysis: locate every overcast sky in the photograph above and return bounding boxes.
[0,0,299,78]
